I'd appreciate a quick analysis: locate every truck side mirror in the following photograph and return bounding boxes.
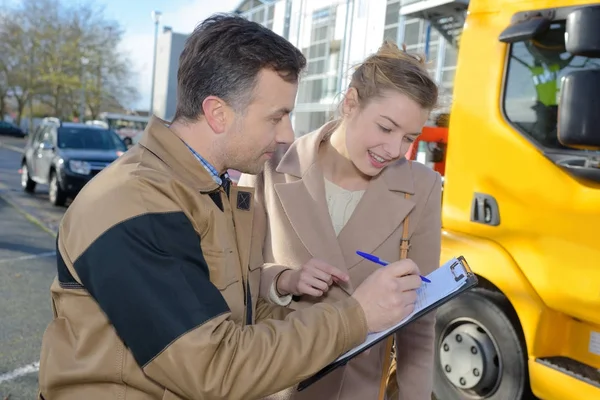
[558,70,600,151]
[566,6,600,57]
[498,16,550,43]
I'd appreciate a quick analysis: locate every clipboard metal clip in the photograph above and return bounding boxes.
[451,256,473,282]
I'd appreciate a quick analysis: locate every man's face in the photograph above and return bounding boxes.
[224,68,297,174]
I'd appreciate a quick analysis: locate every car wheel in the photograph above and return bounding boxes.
[433,288,534,400]
[21,163,36,193]
[48,171,67,206]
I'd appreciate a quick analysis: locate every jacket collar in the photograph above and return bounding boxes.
[138,116,220,193]
[275,119,415,194]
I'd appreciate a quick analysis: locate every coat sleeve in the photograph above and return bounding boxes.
[238,172,293,304]
[393,172,442,399]
[70,187,368,400]
[254,295,294,321]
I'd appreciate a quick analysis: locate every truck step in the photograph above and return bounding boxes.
[536,356,600,388]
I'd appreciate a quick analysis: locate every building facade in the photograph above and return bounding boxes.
[149,0,465,130]
[151,27,188,121]
[237,0,466,136]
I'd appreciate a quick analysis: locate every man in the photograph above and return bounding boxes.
[38,14,423,400]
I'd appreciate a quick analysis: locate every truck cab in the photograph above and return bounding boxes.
[407,1,600,399]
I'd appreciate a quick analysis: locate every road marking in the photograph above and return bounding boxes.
[0,141,24,153]
[0,251,56,264]
[0,193,58,237]
[0,361,40,383]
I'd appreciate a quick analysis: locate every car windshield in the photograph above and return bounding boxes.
[57,127,127,151]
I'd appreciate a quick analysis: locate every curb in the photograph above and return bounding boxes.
[0,192,58,237]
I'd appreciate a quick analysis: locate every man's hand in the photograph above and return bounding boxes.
[351,259,422,333]
[276,259,350,297]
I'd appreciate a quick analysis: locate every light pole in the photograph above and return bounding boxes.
[80,56,89,122]
[150,10,162,116]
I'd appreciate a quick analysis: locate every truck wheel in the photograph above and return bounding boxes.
[48,171,67,207]
[433,288,533,400]
[21,163,36,193]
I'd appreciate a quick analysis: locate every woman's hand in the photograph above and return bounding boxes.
[276,259,350,297]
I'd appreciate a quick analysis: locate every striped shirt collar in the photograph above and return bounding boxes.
[183,141,229,186]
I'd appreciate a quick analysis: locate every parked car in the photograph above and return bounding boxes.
[21,119,127,206]
[0,120,26,137]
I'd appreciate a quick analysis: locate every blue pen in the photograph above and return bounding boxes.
[356,251,431,283]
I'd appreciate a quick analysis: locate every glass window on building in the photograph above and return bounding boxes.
[297,6,341,109]
[403,19,421,47]
[384,0,401,43]
[307,42,328,59]
[298,79,324,104]
[384,26,398,42]
[255,8,265,22]
[440,67,456,89]
[425,41,439,63]
[396,13,461,93]
[265,4,275,29]
[307,59,327,75]
[385,1,400,26]
[238,0,256,12]
[314,25,329,42]
[268,3,275,20]
[293,111,330,137]
[242,1,275,30]
[297,76,338,104]
[444,44,458,68]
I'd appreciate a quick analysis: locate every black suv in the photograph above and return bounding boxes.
[21,119,127,206]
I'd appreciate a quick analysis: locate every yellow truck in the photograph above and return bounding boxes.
[417,0,600,399]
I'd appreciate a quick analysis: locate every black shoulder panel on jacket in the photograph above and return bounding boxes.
[73,211,230,367]
[56,234,84,290]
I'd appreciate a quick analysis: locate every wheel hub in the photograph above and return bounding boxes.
[49,177,57,202]
[21,167,28,186]
[439,322,500,395]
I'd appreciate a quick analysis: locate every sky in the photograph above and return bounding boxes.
[67,0,243,110]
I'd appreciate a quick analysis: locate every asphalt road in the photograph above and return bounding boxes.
[0,136,65,235]
[0,135,62,399]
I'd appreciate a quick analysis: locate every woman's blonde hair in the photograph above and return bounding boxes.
[348,40,438,110]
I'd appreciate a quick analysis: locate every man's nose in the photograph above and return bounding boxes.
[276,117,295,145]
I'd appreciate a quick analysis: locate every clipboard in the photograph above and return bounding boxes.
[297,255,478,392]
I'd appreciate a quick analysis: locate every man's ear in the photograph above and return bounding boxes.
[342,87,360,116]
[202,96,229,134]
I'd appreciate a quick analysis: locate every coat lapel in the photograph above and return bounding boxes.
[337,159,416,269]
[272,123,418,293]
[273,124,353,294]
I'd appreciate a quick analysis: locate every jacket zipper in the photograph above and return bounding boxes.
[227,191,252,326]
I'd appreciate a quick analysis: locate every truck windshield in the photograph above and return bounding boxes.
[503,21,600,152]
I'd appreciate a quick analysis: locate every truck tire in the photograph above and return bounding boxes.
[433,288,533,400]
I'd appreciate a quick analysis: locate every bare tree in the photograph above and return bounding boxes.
[0,0,139,122]
[0,4,41,125]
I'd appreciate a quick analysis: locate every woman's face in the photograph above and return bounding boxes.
[342,89,430,177]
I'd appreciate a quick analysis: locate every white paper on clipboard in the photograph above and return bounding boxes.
[334,257,470,362]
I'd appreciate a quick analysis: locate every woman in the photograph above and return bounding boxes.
[239,41,442,400]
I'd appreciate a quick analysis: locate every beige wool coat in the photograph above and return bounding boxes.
[239,121,442,400]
